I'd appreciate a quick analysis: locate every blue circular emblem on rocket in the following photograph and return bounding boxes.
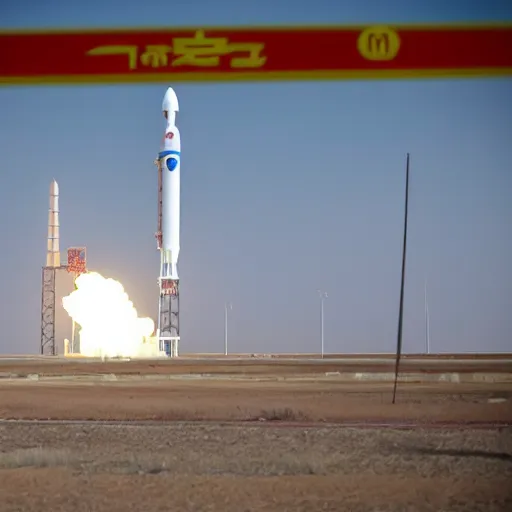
[158,150,180,173]
[166,157,179,172]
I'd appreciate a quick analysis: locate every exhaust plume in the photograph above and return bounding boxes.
[62,271,154,358]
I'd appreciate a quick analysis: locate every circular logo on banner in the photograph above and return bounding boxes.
[165,132,174,140]
[357,26,400,61]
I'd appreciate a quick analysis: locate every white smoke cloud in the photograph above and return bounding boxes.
[62,271,155,358]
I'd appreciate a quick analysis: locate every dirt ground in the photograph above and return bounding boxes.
[0,380,511,423]
[1,356,511,376]
[1,374,511,510]
[0,423,511,511]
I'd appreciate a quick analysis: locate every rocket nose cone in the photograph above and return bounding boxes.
[50,179,59,195]
[162,87,179,114]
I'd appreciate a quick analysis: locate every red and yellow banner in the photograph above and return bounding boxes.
[1,24,511,85]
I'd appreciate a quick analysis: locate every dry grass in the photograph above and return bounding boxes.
[257,407,310,421]
[121,451,333,477]
[0,423,511,511]
[0,447,72,469]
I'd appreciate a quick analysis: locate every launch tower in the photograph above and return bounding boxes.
[41,180,64,355]
[40,180,86,355]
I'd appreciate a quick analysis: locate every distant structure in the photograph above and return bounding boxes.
[66,247,87,354]
[46,179,60,268]
[40,180,86,355]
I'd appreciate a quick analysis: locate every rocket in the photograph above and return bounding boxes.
[46,179,60,267]
[155,87,181,356]
[156,87,181,278]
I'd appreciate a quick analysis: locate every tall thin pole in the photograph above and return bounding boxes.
[71,319,75,354]
[224,302,232,356]
[224,304,228,356]
[424,278,430,355]
[317,290,327,358]
[392,153,410,404]
[70,272,78,354]
[321,297,324,358]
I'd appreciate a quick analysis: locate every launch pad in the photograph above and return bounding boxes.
[158,278,180,357]
[40,177,166,359]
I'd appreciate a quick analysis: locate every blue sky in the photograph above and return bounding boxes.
[1,0,511,354]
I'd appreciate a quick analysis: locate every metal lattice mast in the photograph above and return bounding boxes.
[40,266,56,355]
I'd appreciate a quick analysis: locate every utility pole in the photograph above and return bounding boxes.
[424,278,431,354]
[317,290,327,358]
[392,153,411,404]
[224,302,232,356]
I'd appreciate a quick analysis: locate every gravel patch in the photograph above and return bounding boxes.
[1,415,511,510]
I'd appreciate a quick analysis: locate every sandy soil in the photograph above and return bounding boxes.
[1,423,511,511]
[1,380,511,423]
[1,357,511,376]
[1,370,511,510]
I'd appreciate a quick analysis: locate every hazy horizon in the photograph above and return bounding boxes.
[1,0,511,355]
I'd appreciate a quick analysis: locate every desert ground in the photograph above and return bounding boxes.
[1,379,512,423]
[1,353,511,377]
[1,422,511,512]
[1,355,511,511]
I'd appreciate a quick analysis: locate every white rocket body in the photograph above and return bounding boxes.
[159,87,181,280]
[46,179,60,267]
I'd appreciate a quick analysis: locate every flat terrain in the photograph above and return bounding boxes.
[1,355,511,510]
[1,354,511,376]
[1,423,511,511]
[1,380,512,423]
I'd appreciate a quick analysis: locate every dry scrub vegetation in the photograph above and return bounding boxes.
[1,380,511,423]
[0,446,72,469]
[0,423,511,511]
[1,377,511,510]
